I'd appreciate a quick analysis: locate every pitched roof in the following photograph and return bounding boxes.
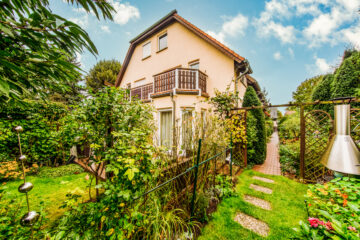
[115,10,246,87]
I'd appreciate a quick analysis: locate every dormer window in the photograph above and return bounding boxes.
[158,33,167,51]
[142,42,151,59]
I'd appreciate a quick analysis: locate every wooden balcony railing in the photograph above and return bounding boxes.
[130,83,153,101]
[153,68,207,96]
[130,68,208,101]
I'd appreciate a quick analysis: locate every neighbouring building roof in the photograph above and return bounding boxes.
[246,74,265,103]
[115,10,247,87]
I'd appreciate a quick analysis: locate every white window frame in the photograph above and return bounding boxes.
[142,41,151,59]
[158,109,173,149]
[158,32,167,51]
[189,61,199,69]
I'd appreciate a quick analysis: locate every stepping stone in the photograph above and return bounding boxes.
[234,212,270,237]
[244,195,272,210]
[252,176,275,184]
[250,184,273,194]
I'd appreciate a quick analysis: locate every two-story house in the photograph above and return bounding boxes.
[115,10,261,150]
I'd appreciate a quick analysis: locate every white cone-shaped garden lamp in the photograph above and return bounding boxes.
[320,104,360,175]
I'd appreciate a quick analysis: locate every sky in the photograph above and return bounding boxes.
[50,0,360,104]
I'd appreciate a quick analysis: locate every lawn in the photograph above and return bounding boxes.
[199,170,308,239]
[0,171,95,223]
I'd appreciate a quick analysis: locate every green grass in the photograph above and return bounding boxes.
[1,172,95,223]
[199,170,308,239]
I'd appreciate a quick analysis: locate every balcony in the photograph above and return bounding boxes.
[152,68,208,98]
[130,83,153,101]
[130,68,208,101]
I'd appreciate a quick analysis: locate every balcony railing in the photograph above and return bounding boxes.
[153,68,207,96]
[130,68,208,101]
[130,83,153,101]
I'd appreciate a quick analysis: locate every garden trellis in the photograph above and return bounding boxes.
[232,97,360,183]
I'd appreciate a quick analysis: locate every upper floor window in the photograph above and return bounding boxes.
[189,61,199,69]
[143,42,151,59]
[158,33,167,51]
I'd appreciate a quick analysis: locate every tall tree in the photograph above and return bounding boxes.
[292,75,323,104]
[0,0,115,104]
[85,59,121,92]
[243,86,266,164]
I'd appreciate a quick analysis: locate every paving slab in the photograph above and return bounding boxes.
[250,184,273,194]
[252,176,275,184]
[244,195,272,210]
[234,212,270,237]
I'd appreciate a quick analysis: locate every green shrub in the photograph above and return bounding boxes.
[279,141,300,175]
[243,86,266,164]
[294,177,360,239]
[0,101,69,166]
[332,51,360,99]
[278,112,300,140]
[245,112,258,165]
[37,164,84,178]
[265,119,274,140]
[312,74,335,116]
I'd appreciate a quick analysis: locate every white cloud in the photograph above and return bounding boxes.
[315,57,331,73]
[340,24,360,50]
[206,31,226,44]
[207,13,248,45]
[306,56,334,75]
[69,14,89,29]
[101,25,111,33]
[222,14,248,37]
[111,1,140,25]
[273,51,282,60]
[254,0,360,47]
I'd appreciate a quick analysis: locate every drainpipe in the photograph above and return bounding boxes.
[170,92,177,160]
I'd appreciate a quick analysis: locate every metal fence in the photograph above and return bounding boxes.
[130,138,235,220]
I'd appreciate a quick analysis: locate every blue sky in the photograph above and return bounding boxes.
[50,0,360,104]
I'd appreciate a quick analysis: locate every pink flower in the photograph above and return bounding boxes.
[85,174,90,180]
[348,226,357,232]
[309,218,319,228]
[308,218,325,228]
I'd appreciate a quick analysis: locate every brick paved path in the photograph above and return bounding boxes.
[253,129,281,175]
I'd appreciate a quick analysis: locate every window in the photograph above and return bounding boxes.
[160,111,172,148]
[158,33,167,51]
[134,78,146,87]
[182,110,193,155]
[189,61,199,69]
[142,42,151,59]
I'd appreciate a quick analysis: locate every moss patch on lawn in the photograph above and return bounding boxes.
[1,172,96,223]
[199,170,308,240]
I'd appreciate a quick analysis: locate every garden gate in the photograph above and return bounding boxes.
[232,98,360,183]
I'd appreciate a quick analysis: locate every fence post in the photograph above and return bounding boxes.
[300,105,305,181]
[230,132,233,177]
[190,139,202,218]
[243,110,248,168]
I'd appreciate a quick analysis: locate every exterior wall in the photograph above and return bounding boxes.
[119,21,248,147]
[120,21,240,97]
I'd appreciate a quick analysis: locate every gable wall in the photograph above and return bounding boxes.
[120,22,238,96]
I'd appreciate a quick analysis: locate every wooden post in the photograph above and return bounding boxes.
[300,105,305,181]
[244,110,248,168]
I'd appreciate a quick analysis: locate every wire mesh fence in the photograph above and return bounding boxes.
[127,138,235,224]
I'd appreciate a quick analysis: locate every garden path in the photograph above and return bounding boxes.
[253,130,281,175]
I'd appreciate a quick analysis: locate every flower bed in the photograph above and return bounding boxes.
[294,177,360,239]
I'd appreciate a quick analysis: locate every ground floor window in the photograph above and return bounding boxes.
[160,111,172,148]
[181,110,193,155]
